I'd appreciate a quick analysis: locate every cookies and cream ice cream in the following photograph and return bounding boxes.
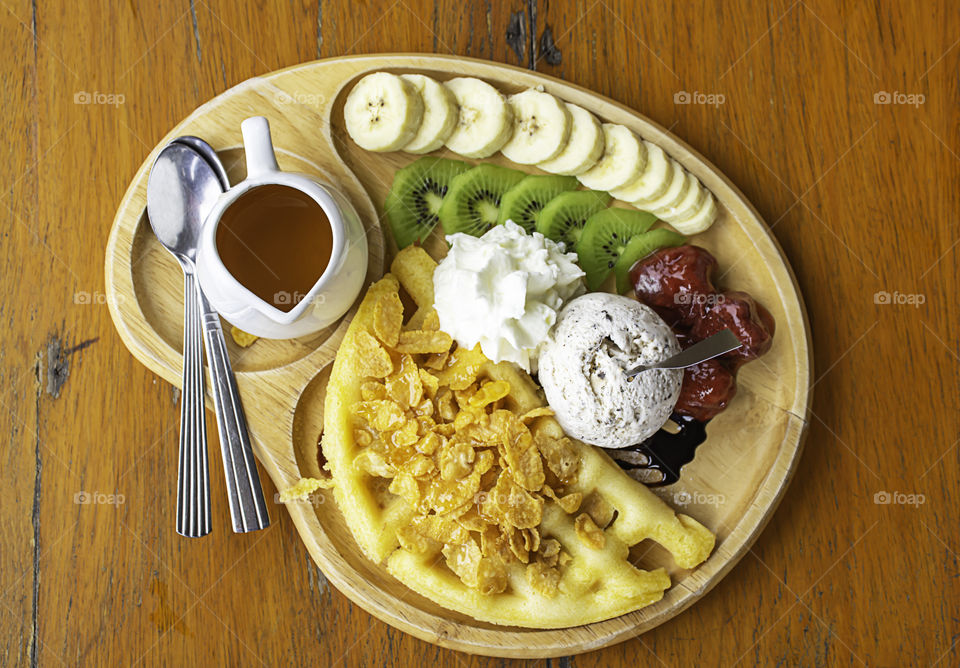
[538,293,682,448]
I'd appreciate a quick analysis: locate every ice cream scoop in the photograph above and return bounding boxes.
[538,293,682,448]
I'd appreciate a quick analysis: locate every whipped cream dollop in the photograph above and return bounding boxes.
[538,293,682,448]
[433,221,584,371]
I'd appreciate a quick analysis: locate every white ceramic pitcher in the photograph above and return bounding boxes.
[196,116,367,339]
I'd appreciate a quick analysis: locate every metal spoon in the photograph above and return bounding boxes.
[625,329,742,379]
[172,136,230,190]
[147,143,270,535]
[147,144,220,537]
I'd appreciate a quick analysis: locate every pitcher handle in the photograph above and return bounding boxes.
[241,116,280,178]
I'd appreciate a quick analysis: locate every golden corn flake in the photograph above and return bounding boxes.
[575,513,606,550]
[418,368,439,397]
[421,309,440,331]
[581,491,616,529]
[443,537,483,586]
[434,345,486,390]
[278,477,332,503]
[535,434,581,485]
[393,418,420,447]
[230,326,259,347]
[506,527,530,563]
[355,399,406,432]
[415,431,441,456]
[438,441,475,481]
[520,406,555,423]
[538,537,562,567]
[360,380,386,401]
[558,491,582,515]
[354,449,396,478]
[386,355,423,409]
[372,289,404,347]
[501,429,544,491]
[354,330,393,378]
[523,526,540,553]
[424,350,449,371]
[397,523,439,556]
[475,556,508,595]
[468,380,510,408]
[541,485,582,515]
[395,329,453,354]
[388,471,421,507]
[455,507,487,533]
[483,473,542,529]
[526,561,561,598]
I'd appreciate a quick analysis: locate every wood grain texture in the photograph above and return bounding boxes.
[1,0,957,665]
[103,54,809,657]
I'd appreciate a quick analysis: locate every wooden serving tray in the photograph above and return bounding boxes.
[105,54,811,658]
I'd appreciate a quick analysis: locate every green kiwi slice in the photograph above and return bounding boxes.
[384,157,470,248]
[613,228,686,293]
[497,174,578,232]
[578,208,658,290]
[437,164,526,237]
[536,189,612,251]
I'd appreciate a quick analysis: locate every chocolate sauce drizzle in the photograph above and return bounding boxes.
[612,413,708,486]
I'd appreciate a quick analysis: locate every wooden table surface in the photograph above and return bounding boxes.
[2,0,957,665]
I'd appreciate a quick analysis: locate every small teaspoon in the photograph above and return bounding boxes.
[625,329,742,379]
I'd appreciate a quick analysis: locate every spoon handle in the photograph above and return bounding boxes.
[177,269,212,537]
[196,287,271,533]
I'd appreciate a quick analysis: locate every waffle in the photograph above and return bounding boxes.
[321,246,715,628]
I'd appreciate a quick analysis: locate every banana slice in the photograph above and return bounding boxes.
[344,72,424,152]
[500,89,572,164]
[670,192,718,234]
[577,124,647,192]
[634,159,687,212]
[537,103,604,175]
[660,175,705,222]
[652,172,696,218]
[443,77,514,159]
[611,141,671,203]
[400,74,459,154]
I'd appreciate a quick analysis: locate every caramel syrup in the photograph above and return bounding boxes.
[216,184,333,312]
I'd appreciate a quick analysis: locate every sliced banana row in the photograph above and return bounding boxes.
[343,71,718,233]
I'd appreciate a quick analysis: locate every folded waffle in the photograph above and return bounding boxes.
[322,246,715,628]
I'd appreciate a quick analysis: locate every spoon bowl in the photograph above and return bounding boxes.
[147,144,224,262]
[172,135,231,191]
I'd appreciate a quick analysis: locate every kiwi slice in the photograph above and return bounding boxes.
[384,157,470,248]
[437,164,526,237]
[497,174,578,232]
[613,228,686,293]
[578,208,658,290]
[536,189,612,250]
